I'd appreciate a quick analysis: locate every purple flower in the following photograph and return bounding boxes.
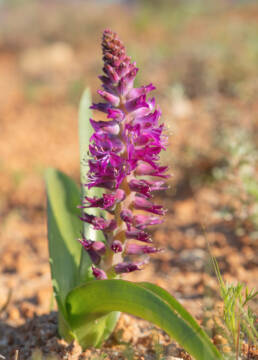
[80,214,116,231]
[135,163,169,178]
[79,239,106,265]
[90,119,120,135]
[79,29,168,279]
[81,189,125,210]
[111,240,123,253]
[126,228,152,243]
[134,196,166,216]
[126,243,162,255]
[129,179,152,198]
[114,261,144,274]
[133,215,163,229]
[92,266,107,280]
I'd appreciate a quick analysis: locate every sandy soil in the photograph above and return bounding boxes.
[0,1,257,359]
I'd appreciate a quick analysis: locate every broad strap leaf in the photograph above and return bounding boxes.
[138,282,219,358]
[66,279,222,359]
[45,168,83,311]
[78,88,93,189]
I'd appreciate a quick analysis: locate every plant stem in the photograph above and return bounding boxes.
[236,315,240,360]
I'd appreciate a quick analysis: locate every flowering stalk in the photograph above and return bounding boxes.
[79,29,168,279]
[45,30,223,359]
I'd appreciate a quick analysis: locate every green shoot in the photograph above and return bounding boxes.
[211,254,257,359]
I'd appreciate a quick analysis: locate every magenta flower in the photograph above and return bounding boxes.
[79,29,168,278]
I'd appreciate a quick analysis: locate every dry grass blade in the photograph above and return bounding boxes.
[0,289,12,316]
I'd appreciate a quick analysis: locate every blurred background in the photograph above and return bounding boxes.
[0,0,257,358]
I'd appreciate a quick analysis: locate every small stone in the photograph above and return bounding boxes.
[20,302,37,318]
[222,345,231,353]
[213,334,228,345]
[206,318,214,330]
[8,307,20,321]
[36,287,52,307]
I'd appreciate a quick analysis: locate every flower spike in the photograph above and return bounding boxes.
[79,29,169,278]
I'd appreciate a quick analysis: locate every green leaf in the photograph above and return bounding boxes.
[138,282,217,356]
[66,280,222,359]
[68,311,120,348]
[78,88,93,189]
[78,88,105,282]
[45,168,83,312]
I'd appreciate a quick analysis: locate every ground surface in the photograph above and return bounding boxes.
[0,1,257,359]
